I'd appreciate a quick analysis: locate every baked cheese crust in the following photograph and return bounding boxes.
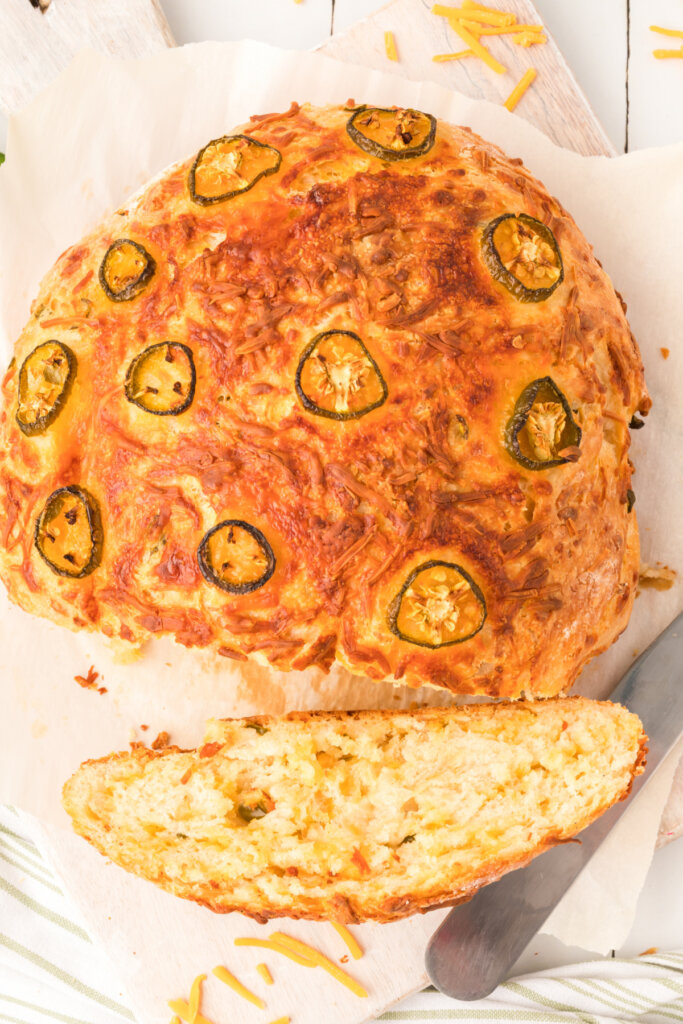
[0,103,649,696]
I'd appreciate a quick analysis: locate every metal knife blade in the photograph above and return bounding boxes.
[425,610,683,1001]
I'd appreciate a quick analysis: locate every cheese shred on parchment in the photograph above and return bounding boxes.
[504,67,537,111]
[331,922,364,960]
[653,47,683,58]
[234,933,368,998]
[212,965,266,1009]
[650,25,683,38]
[257,962,275,985]
[166,999,214,1024]
[188,974,205,1023]
[384,30,399,61]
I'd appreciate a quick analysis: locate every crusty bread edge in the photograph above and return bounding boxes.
[62,699,648,924]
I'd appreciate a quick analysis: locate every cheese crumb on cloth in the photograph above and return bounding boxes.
[2,806,683,1023]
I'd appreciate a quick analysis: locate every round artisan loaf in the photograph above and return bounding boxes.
[0,102,649,697]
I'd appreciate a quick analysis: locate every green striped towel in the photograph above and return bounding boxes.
[1,804,682,1024]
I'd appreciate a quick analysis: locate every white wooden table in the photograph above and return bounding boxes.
[0,0,682,153]
[0,0,681,1008]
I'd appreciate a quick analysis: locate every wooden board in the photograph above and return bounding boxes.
[320,0,614,156]
[0,0,174,116]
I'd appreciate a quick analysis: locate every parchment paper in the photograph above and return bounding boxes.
[1,41,682,1024]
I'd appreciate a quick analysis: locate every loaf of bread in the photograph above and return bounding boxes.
[62,699,646,923]
[0,101,649,698]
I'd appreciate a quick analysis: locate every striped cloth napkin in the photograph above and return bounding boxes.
[2,804,682,1024]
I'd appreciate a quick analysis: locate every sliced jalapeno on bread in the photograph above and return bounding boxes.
[506,377,582,471]
[16,341,76,435]
[198,519,275,594]
[507,376,581,471]
[237,791,274,823]
[295,330,388,420]
[34,486,103,578]
[124,342,195,415]
[346,107,436,160]
[99,239,155,302]
[189,135,282,206]
[389,560,486,648]
[482,214,563,302]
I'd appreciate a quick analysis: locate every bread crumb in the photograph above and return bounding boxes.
[660,347,670,359]
[152,731,171,750]
[639,946,658,956]
[74,665,100,690]
[638,563,676,591]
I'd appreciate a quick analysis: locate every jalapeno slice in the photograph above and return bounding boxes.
[34,486,103,578]
[16,341,76,436]
[389,560,486,648]
[124,342,196,416]
[482,213,563,302]
[237,791,274,823]
[506,377,582,471]
[295,330,388,420]
[189,135,282,206]
[346,106,436,161]
[99,239,156,302]
[198,519,275,595]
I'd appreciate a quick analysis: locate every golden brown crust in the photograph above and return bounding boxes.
[62,699,647,924]
[0,103,649,696]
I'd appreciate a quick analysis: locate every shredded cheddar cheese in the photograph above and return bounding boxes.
[650,25,683,38]
[504,67,537,111]
[235,934,368,998]
[270,932,368,998]
[332,922,364,960]
[235,937,314,968]
[432,49,475,61]
[257,962,274,985]
[384,30,399,61]
[442,17,507,73]
[513,31,547,47]
[430,3,547,86]
[188,974,206,1023]
[167,999,215,1024]
[212,966,266,1009]
[653,47,683,58]
[268,1018,290,1024]
[448,7,515,26]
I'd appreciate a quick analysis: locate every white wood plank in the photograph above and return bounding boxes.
[533,0,627,154]
[0,0,174,116]
[159,0,333,50]
[323,0,615,156]
[628,0,683,150]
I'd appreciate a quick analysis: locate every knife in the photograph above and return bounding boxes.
[425,610,683,1001]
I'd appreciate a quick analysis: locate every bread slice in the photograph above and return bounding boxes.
[62,699,646,923]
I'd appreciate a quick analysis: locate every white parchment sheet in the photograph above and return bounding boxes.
[1,41,682,1024]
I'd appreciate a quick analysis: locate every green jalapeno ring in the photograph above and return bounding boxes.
[188,135,282,207]
[197,519,276,595]
[16,340,76,436]
[388,558,487,649]
[34,485,103,579]
[295,329,388,421]
[124,341,196,416]
[346,106,437,161]
[482,213,564,303]
[505,376,582,472]
[99,238,156,303]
